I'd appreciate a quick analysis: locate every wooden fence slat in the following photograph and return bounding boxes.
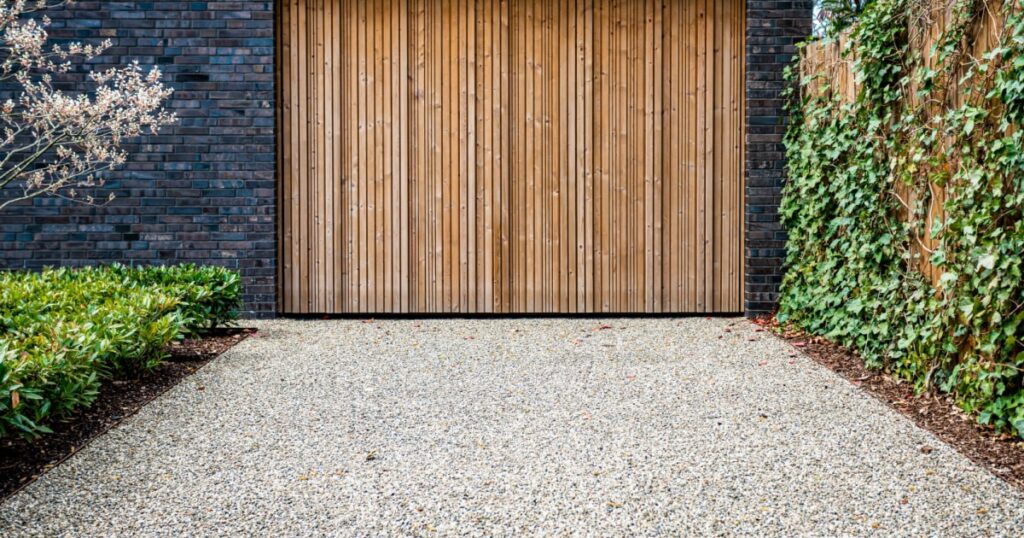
[583,0,594,313]
[598,0,610,311]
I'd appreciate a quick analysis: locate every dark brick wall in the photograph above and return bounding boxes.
[744,1,813,316]
[0,2,276,317]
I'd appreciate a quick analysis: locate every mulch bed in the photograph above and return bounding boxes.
[0,327,254,502]
[754,316,1024,491]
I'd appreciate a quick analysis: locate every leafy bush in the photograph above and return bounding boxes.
[0,264,241,439]
[108,264,242,334]
[783,0,1024,436]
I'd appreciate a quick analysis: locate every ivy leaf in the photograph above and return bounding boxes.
[977,253,997,271]
[1013,417,1024,437]
[848,299,864,314]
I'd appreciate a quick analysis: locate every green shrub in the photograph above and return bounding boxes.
[0,264,242,439]
[0,338,99,437]
[109,264,242,334]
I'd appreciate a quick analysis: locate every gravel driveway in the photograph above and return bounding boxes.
[2,318,1023,536]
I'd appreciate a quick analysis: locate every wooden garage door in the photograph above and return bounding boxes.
[277,0,744,314]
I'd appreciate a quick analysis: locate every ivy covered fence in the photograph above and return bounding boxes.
[782,0,1024,436]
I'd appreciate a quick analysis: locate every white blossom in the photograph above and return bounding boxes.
[0,0,176,211]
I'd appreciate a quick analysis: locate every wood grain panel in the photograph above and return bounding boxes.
[278,0,745,313]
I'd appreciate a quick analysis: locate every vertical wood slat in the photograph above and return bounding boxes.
[279,0,745,314]
[299,1,310,311]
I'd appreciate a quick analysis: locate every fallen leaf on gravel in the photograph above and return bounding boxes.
[920,445,934,455]
[595,325,613,331]
[607,501,623,508]
[365,450,378,461]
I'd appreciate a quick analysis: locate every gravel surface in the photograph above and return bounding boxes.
[2,318,1023,536]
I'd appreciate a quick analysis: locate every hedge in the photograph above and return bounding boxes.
[781,0,1024,436]
[0,264,241,439]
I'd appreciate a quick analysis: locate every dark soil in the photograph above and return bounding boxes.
[0,328,254,501]
[755,316,1024,491]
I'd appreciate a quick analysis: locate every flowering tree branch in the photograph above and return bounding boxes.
[0,0,176,211]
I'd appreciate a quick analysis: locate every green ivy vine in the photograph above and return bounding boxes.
[781,0,1024,436]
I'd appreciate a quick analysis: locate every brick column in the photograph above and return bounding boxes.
[744,1,813,316]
